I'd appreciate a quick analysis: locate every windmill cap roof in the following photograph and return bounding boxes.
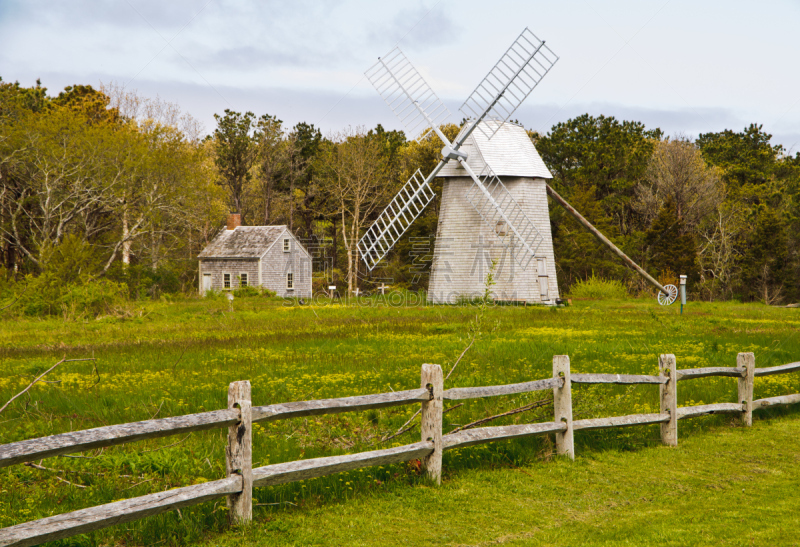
[439,120,553,179]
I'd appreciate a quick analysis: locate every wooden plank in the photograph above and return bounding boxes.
[660,354,678,446]
[0,409,239,468]
[252,442,433,487]
[753,393,800,410]
[251,388,430,422]
[0,476,241,547]
[442,422,566,450]
[553,355,574,460]
[677,367,744,380]
[677,403,743,419]
[572,373,666,385]
[753,362,800,377]
[573,413,670,431]
[420,364,443,484]
[225,381,252,525]
[738,353,755,426]
[442,378,562,401]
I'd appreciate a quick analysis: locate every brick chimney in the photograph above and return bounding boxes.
[227,213,241,231]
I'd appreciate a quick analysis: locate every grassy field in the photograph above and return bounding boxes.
[201,414,800,546]
[1,294,799,546]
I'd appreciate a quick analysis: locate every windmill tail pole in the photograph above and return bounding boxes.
[545,184,669,296]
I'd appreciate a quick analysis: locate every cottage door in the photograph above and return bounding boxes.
[202,274,212,294]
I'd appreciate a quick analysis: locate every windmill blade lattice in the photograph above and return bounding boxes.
[465,163,545,270]
[460,28,558,140]
[365,47,452,142]
[358,169,437,271]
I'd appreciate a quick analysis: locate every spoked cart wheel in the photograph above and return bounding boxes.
[657,284,678,306]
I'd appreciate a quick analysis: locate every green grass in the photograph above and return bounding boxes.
[1,295,799,546]
[202,414,800,546]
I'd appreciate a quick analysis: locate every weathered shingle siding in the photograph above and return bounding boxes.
[199,259,260,291]
[428,176,560,304]
[261,234,312,298]
[198,226,312,297]
[430,121,559,305]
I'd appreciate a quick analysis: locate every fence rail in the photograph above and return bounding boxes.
[677,402,744,419]
[753,393,800,409]
[0,476,242,547]
[573,412,670,431]
[251,388,431,422]
[0,409,240,468]
[754,362,800,377]
[676,367,744,380]
[571,373,666,384]
[252,442,434,487]
[442,378,561,400]
[2,352,800,547]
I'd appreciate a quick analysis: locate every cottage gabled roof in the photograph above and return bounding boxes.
[439,120,552,179]
[198,225,289,259]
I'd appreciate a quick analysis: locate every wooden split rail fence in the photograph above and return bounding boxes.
[2,354,800,546]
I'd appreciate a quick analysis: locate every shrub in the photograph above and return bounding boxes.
[60,280,129,318]
[107,264,181,299]
[570,274,629,299]
[15,274,130,318]
[232,285,276,298]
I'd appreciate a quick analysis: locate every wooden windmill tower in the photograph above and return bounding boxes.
[358,29,677,306]
[429,119,559,304]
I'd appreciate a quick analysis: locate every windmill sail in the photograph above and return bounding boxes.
[464,162,545,270]
[360,30,558,273]
[459,28,558,141]
[358,169,437,271]
[365,47,451,142]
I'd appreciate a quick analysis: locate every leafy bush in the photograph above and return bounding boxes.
[570,274,629,299]
[107,264,181,299]
[13,274,129,318]
[232,285,276,298]
[60,280,129,318]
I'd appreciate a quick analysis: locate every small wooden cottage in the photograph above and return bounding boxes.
[198,214,312,297]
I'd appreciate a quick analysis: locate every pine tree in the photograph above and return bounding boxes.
[738,209,793,303]
[645,200,700,282]
[551,185,627,290]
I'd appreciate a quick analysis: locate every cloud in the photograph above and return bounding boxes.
[507,101,747,139]
[193,46,314,70]
[367,4,461,51]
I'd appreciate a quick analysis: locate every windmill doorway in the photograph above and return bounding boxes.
[537,258,550,302]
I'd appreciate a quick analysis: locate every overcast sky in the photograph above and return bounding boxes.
[1,0,798,151]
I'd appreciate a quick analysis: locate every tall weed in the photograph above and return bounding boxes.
[570,273,629,299]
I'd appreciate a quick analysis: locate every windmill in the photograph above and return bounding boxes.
[357,29,677,305]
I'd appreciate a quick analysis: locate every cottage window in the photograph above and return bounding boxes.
[283,238,290,253]
[240,273,248,287]
[223,273,232,290]
[286,272,294,290]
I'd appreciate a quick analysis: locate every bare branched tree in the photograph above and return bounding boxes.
[634,136,723,231]
[696,203,743,300]
[315,127,394,294]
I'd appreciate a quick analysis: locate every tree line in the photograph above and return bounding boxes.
[1,78,798,311]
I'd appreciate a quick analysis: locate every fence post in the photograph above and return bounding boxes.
[553,355,574,460]
[659,354,678,446]
[420,364,443,484]
[226,380,252,525]
[738,352,755,426]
